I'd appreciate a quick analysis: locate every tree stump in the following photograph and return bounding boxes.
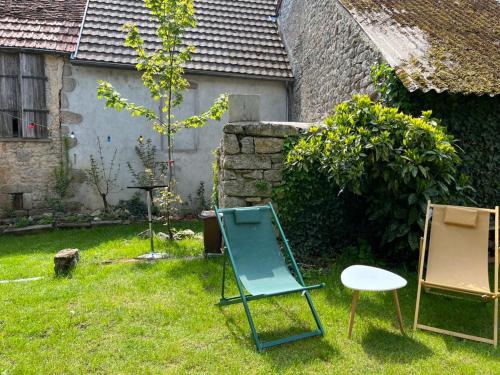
[54,249,80,276]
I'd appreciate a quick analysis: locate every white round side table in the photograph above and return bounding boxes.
[341,265,407,338]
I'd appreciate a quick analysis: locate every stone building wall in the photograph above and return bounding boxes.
[278,0,382,121]
[217,121,310,208]
[0,55,65,215]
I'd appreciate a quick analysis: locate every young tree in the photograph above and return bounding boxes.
[86,137,120,212]
[97,0,228,239]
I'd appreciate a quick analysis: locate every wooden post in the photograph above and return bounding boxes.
[348,290,359,339]
[414,201,431,330]
[494,206,499,347]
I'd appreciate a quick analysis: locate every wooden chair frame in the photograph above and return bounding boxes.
[413,201,499,346]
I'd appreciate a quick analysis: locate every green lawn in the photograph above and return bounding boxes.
[0,223,498,374]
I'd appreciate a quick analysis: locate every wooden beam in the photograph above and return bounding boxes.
[416,324,495,345]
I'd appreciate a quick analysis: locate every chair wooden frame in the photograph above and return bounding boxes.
[413,201,499,346]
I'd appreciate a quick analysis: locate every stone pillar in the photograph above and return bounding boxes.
[228,94,261,122]
[217,121,311,207]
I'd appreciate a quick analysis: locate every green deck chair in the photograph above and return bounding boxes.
[215,204,325,352]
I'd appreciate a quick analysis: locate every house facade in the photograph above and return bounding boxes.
[0,0,292,213]
[0,0,87,213]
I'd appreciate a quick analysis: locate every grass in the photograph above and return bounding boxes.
[0,222,499,374]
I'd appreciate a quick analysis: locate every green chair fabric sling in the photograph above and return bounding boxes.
[215,203,325,352]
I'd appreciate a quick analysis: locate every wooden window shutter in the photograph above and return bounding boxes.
[0,52,20,137]
[21,53,48,138]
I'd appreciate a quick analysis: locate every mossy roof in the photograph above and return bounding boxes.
[340,0,500,96]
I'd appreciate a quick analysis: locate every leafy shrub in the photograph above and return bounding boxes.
[15,216,31,228]
[284,95,471,263]
[211,148,220,208]
[44,196,66,213]
[196,182,209,213]
[116,192,148,217]
[127,137,167,186]
[37,216,54,225]
[53,136,72,199]
[372,63,499,207]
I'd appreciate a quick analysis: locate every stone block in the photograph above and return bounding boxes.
[22,193,33,210]
[0,184,32,194]
[63,64,72,77]
[68,137,78,149]
[62,77,76,92]
[54,248,79,276]
[242,170,263,179]
[61,93,69,109]
[240,136,255,153]
[222,133,239,154]
[264,169,282,182]
[245,197,262,203]
[16,150,32,162]
[224,122,311,137]
[255,137,284,153]
[219,195,247,208]
[0,193,12,212]
[221,180,272,197]
[228,94,260,122]
[61,111,83,125]
[223,123,245,134]
[222,169,238,180]
[222,154,271,170]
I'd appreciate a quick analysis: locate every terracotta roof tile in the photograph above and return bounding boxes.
[73,0,293,80]
[0,0,87,53]
[340,0,500,95]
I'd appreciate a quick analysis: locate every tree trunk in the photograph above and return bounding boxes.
[101,193,108,212]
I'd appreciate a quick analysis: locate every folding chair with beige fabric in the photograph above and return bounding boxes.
[414,201,499,346]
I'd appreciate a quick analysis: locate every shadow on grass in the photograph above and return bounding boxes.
[414,291,499,354]
[131,262,158,272]
[220,306,339,367]
[362,327,432,363]
[324,264,420,324]
[216,275,338,364]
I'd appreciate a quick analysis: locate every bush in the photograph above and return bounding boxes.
[372,63,500,207]
[282,95,471,264]
[15,216,31,228]
[116,192,148,217]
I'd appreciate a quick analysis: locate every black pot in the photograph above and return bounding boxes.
[199,210,222,255]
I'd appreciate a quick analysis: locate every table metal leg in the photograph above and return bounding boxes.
[392,290,405,335]
[348,290,359,338]
[146,190,154,254]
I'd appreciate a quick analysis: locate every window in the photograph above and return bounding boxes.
[0,52,48,139]
[12,193,23,210]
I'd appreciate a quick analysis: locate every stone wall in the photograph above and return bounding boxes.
[217,121,311,207]
[0,55,65,215]
[278,0,382,121]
